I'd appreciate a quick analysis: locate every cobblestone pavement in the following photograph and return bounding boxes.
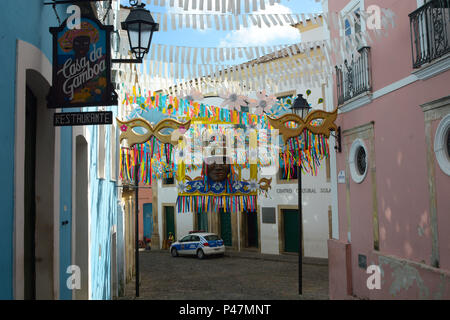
[120,249,329,300]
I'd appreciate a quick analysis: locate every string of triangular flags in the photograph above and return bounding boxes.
[135,7,394,33]
[150,11,323,32]
[116,22,395,94]
[144,0,319,15]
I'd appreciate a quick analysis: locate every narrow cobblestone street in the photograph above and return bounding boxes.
[121,250,329,300]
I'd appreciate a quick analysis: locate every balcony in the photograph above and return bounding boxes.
[336,47,372,106]
[410,0,450,69]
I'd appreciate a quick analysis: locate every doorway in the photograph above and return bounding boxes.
[242,211,259,249]
[23,72,56,299]
[219,209,232,247]
[110,232,117,299]
[74,135,89,299]
[163,205,176,241]
[24,86,37,300]
[143,203,153,240]
[283,209,300,253]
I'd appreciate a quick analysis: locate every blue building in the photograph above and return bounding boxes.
[0,0,124,300]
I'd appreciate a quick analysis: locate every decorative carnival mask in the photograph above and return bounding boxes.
[267,108,338,143]
[117,117,191,147]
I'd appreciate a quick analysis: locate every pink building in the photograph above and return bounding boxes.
[325,0,450,299]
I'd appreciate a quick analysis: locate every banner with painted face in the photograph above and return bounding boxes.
[47,15,117,108]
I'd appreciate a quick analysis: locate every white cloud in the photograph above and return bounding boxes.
[163,1,301,46]
[218,24,300,47]
[218,3,301,47]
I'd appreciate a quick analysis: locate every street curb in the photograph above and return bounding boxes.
[224,252,328,266]
[142,249,328,266]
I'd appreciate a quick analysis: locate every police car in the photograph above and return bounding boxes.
[170,232,225,259]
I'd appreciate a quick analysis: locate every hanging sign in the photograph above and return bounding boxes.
[47,15,117,108]
[54,111,113,127]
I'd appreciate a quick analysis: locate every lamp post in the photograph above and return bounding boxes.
[289,94,311,296]
[267,95,338,296]
[117,117,191,299]
[134,160,140,297]
[116,0,158,298]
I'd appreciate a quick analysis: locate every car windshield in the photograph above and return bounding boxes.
[204,235,220,241]
[180,236,190,242]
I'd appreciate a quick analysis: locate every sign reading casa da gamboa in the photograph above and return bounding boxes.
[47,15,117,108]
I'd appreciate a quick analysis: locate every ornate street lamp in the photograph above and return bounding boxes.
[113,0,159,63]
[290,94,312,118]
[122,1,159,60]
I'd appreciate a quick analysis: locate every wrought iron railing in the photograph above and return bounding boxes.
[410,0,450,68]
[336,47,372,105]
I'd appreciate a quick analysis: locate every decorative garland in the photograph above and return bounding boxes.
[177,194,257,214]
[120,87,332,179]
[123,86,292,121]
[119,136,175,185]
[280,132,330,179]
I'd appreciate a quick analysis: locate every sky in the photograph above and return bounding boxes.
[119,0,323,49]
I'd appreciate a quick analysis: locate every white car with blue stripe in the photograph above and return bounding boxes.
[170,232,225,259]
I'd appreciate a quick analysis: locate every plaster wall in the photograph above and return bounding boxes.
[86,108,120,300]
[327,0,450,299]
[0,0,68,300]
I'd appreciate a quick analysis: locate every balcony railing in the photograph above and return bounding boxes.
[336,47,372,106]
[410,0,450,68]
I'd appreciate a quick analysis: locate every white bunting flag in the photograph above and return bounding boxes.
[199,14,205,30]
[252,0,257,12]
[206,47,211,63]
[214,15,220,30]
[163,13,168,31]
[221,15,227,30]
[171,14,176,30]
[186,14,191,28]
[261,14,270,27]
[268,14,277,26]
[243,15,248,28]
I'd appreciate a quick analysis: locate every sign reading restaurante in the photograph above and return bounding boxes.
[47,15,117,109]
[54,111,113,127]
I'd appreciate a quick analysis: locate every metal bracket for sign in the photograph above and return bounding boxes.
[330,126,342,153]
[111,58,143,64]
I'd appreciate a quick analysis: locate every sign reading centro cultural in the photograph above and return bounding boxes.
[47,15,117,108]
[54,111,113,127]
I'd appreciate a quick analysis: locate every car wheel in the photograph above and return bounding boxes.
[196,249,205,259]
[171,248,178,257]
